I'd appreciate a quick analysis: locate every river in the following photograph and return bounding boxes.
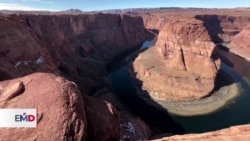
[108,40,250,134]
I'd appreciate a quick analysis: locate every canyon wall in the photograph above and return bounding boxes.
[0,13,154,141]
[195,15,250,43]
[138,11,250,43]
[231,24,250,60]
[0,13,153,94]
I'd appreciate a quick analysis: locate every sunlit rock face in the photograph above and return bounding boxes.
[230,24,250,60]
[152,124,250,141]
[133,17,221,100]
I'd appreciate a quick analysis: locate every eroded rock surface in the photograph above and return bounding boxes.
[0,73,124,141]
[93,88,151,141]
[195,15,250,43]
[0,73,87,141]
[84,94,120,141]
[230,24,250,60]
[152,124,250,141]
[136,9,250,41]
[133,17,220,100]
[0,13,153,94]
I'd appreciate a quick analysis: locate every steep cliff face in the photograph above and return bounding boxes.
[140,13,170,31]
[0,13,153,94]
[215,24,250,78]
[133,17,220,100]
[230,24,250,60]
[195,15,250,43]
[138,11,250,44]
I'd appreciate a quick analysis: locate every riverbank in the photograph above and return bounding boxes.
[128,44,241,116]
[155,82,240,116]
[129,65,241,116]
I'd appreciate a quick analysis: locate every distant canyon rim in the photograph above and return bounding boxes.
[0,8,250,140]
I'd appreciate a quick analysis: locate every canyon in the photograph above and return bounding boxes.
[0,8,250,140]
[0,13,153,141]
[130,8,250,139]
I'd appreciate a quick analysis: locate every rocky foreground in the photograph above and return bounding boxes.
[153,124,250,141]
[0,73,118,140]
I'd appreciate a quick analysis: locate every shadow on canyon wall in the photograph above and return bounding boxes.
[195,15,224,43]
[0,69,12,80]
[215,44,250,91]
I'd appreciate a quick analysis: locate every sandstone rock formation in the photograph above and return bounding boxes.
[133,17,220,100]
[134,9,250,40]
[216,43,250,78]
[230,24,250,60]
[84,94,120,141]
[212,23,250,78]
[0,73,123,141]
[0,13,153,94]
[195,15,250,43]
[93,88,152,140]
[152,124,250,141]
[0,73,86,141]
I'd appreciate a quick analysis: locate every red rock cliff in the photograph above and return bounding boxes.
[138,10,250,43]
[0,13,153,94]
[195,15,250,43]
[133,17,220,100]
[230,24,250,60]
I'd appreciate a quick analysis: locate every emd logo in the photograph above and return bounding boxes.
[15,113,36,122]
[0,109,37,128]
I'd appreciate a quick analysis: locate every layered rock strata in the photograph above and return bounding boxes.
[195,15,250,43]
[215,24,250,78]
[0,13,153,93]
[133,17,220,101]
[230,24,250,60]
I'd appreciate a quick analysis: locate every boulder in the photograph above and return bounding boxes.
[0,73,121,141]
[0,73,86,141]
